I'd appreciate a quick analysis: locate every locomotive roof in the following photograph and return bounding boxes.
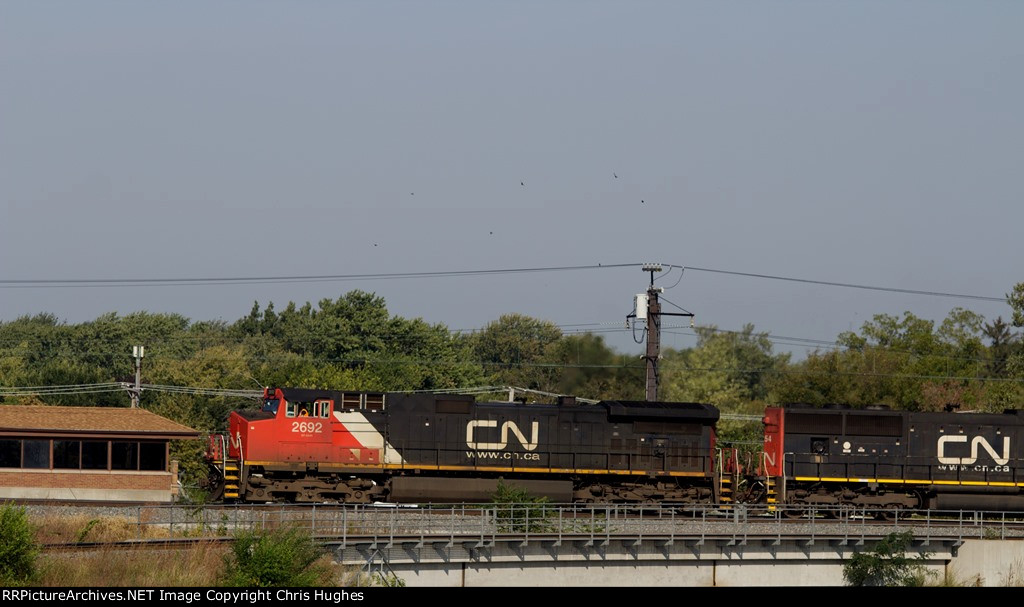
[602,400,720,423]
[270,387,364,402]
[778,404,1024,423]
[0,405,199,439]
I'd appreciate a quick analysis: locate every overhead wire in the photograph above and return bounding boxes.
[0,261,1007,302]
[0,263,640,288]
[680,266,1006,303]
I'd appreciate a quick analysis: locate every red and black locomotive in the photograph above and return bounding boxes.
[205,387,721,505]
[760,404,1024,515]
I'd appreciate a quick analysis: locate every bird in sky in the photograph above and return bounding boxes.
[520,181,524,186]
[613,173,618,179]
[641,200,645,204]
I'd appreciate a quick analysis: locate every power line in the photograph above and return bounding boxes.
[0,262,1008,304]
[0,383,125,396]
[0,263,639,288]
[139,384,262,399]
[681,266,1007,303]
[656,364,1024,385]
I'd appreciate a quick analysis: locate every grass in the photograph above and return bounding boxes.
[28,513,373,587]
[37,543,227,587]
[37,543,372,587]
[931,566,984,587]
[32,514,174,544]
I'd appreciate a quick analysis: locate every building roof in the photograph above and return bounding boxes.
[0,405,200,439]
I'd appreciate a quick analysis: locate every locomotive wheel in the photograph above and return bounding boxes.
[207,481,225,502]
[875,507,901,522]
[782,507,805,520]
[823,506,848,520]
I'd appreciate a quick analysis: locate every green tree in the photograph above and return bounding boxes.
[233,291,484,391]
[776,309,990,411]
[661,324,789,407]
[983,316,1017,377]
[1009,283,1024,328]
[545,333,644,400]
[1004,284,1024,384]
[470,314,563,390]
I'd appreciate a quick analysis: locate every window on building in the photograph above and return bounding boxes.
[0,440,20,467]
[111,442,138,470]
[0,438,169,471]
[23,440,50,469]
[82,441,108,470]
[53,440,81,469]
[139,443,166,471]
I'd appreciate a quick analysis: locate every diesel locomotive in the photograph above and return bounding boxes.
[760,404,1024,515]
[205,387,722,505]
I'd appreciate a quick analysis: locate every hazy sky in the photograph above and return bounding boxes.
[1,2,1021,357]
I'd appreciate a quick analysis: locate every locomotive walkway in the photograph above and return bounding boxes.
[31,502,1024,585]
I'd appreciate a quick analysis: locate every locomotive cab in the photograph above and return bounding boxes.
[260,393,333,420]
[228,388,353,464]
[207,387,396,502]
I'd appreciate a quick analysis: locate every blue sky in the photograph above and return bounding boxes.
[1,2,1021,356]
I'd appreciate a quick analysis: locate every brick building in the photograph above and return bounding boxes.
[0,405,199,503]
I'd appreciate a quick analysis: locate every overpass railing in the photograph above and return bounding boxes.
[35,503,1024,547]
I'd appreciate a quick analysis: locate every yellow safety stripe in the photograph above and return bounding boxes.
[794,476,1024,488]
[242,460,709,477]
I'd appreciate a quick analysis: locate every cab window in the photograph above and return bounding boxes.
[262,399,280,415]
[285,401,298,418]
[315,400,331,418]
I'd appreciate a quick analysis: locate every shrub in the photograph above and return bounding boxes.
[0,502,39,586]
[220,525,336,587]
[490,479,552,533]
[373,572,406,587]
[843,531,934,586]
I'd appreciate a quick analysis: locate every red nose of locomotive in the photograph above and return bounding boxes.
[761,407,784,477]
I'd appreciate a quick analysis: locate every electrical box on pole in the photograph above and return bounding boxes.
[635,294,649,320]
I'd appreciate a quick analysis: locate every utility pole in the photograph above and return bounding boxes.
[643,267,661,401]
[627,264,694,401]
[130,345,144,408]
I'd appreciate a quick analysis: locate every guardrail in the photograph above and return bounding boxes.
[40,503,1024,547]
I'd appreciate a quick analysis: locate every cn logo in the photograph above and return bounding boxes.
[937,435,1010,466]
[466,420,539,451]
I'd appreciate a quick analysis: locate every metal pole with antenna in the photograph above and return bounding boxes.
[131,345,144,408]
